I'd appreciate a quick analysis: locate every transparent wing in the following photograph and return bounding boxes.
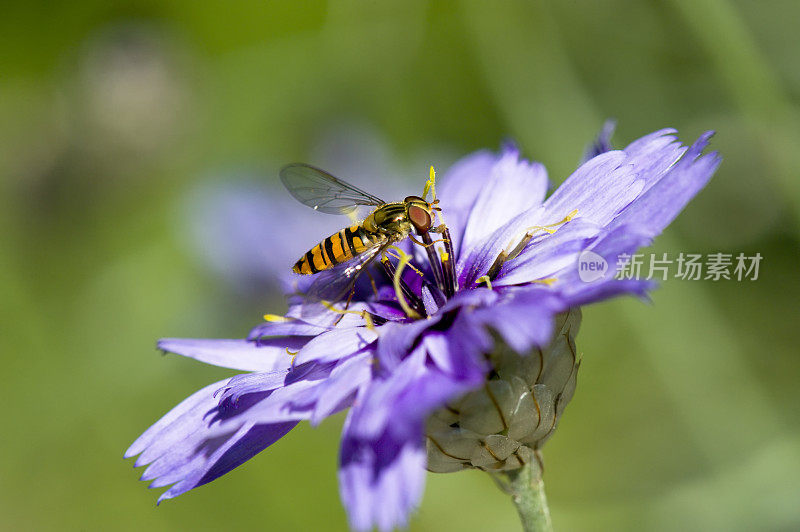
[280,163,386,215]
[300,242,387,303]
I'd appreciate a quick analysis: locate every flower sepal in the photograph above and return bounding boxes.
[425,307,581,473]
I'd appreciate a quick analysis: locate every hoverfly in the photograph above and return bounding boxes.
[280,163,441,304]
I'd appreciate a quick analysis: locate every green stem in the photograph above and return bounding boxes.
[493,454,553,532]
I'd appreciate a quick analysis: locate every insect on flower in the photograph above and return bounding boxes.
[280,163,452,310]
[126,126,721,532]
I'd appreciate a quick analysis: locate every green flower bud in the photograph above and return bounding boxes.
[426,308,581,472]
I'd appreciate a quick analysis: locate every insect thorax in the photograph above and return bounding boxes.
[365,203,412,240]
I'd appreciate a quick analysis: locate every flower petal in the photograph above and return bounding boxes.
[459,145,549,259]
[157,338,305,372]
[608,131,721,237]
[216,378,324,425]
[246,318,330,340]
[548,224,656,308]
[217,353,372,427]
[420,285,441,316]
[126,380,229,461]
[338,349,483,531]
[374,317,441,371]
[437,150,499,257]
[542,150,644,228]
[351,346,484,442]
[126,379,298,502]
[339,416,427,532]
[422,314,492,380]
[294,327,378,365]
[310,352,373,424]
[155,421,297,502]
[494,219,603,286]
[215,370,290,405]
[457,129,701,288]
[456,153,637,287]
[469,289,560,353]
[622,128,686,193]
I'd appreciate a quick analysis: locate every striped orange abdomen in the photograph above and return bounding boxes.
[293,225,378,274]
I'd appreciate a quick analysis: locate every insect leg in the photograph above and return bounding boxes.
[333,286,358,326]
[365,268,380,299]
[408,233,449,248]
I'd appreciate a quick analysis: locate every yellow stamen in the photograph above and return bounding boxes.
[523,209,579,236]
[484,210,579,281]
[476,275,493,290]
[424,165,437,202]
[320,300,375,331]
[383,246,423,320]
[263,313,291,322]
[423,165,448,228]
[440,250,449,262]
[506,209,579,262]
[286,348,299,366]
[385,248,425,278]
[531,277,557,286]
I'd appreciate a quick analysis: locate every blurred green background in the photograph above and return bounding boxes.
[2,1,798,530]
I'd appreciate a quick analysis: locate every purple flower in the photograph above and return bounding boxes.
[126,127,720,530]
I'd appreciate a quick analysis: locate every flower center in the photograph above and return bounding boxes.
[377,166,460,320]
[371,177,577,321]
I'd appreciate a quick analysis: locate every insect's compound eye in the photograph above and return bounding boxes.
[408,204,432,232]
